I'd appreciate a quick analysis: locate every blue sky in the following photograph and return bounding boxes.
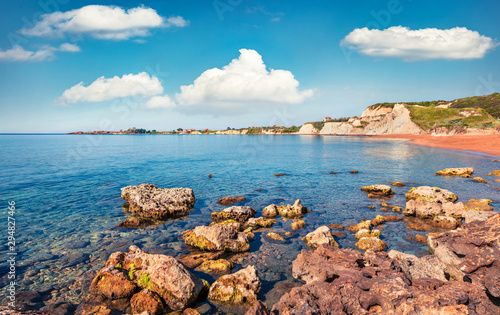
[0,0,499,132]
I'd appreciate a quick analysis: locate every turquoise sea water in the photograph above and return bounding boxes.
[0,134,499,313]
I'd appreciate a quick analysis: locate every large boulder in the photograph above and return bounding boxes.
[208,265,261,304]
[85,246,206,312]
[428,213,500,298]
[277,245,498,314]
[121,184,196,219]
[211,206,256,223]
[404,186,466,219]
[301,226,338,249]
[360,184,394,198]
[436,167,474,176]
[182,224,250,252]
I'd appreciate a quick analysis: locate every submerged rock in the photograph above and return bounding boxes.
[217,196,246,206]
[195,259,233,274]
[246,217,276,230]
[208,265,261,304]
[276,245,497,314]
[389,181,405,187]
[115,217,156,228]
[360,184,394,198]
[473,177,487,183]
[121,184,196,220]
[436,167,474,176]
[183,225,250,252]
[428,214,500,298]
[211,206,256,223]
[265,232,285,241]
[302,226,338,249]
[290,219,305,231]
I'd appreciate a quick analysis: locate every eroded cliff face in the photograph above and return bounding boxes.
[297,124,320,134]
[317,104,424,135]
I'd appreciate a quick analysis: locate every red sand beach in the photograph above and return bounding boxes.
[375,134,500,156]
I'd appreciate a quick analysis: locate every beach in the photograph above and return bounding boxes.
[375,134,500,156]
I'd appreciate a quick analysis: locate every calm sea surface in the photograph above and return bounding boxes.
[0,134,499,313]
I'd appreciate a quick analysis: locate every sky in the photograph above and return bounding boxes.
[0,0,499,133]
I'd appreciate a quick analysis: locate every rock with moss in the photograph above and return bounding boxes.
[246,217,276,230]
[432,216,459,229]
[177,251,224,268]
[465,199,493,211]
[355,237,386,252]
[130,289,164,315]
[182,225,250,252]
[345,220,372,233]
[121,184,196,220]
[276,199,310,218]
[290,220,305,231]
[302,226,338,249]
[436,167,474,176]
[404,186,466,219]
[208,265,261,304]
[473,177,487,183]
[211,206,256,223]
[355,228,380,240]
[389,181,405,187]
[360,184,394,198]
[88,268,138,300]
[262,204,278,217]
[196,259,233,274]
[209,219,241,231]
[266,232,285,241]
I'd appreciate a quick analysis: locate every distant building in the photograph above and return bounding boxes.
[323,116,332,122]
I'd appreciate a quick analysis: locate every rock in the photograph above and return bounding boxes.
[329,171,338,174]
[256,188,263,191]
[266,232,285,241]
[277,245,497,314]
[284,232,294,237]
[355,229,380,240]
[370,215,385,227]
[217,196,246,206]
[208,174,213,178]
[355,236,386,252]
[432,216,459,229]
[404,186,466,219]
[182,225,250,252]
[465,199,493,211]
[211,206,256,223]
[195,259,233,274]
[464,210,496,224]
[367,205,375,209]
[208,265,261,304]
[487,170,500,177]
[389,181,405,187]
[115,217,155,228]
[121,184,196,220]
[177,251,224,268]
[460,174,473,178]
[246,217,276,230]
[86,246,206,311]
[302,226,338,249]
[262,204,278,217]
[388,250,449,281]
[183,309,201,315]
[345,220,371,233]
[245,300,270,315]
[276,199,310,218]
[360,184,394,197]
[380,207,388,212]
[473,177,487,183]
[328,223,343,230]
[130,289,164,315]
[406,234,427,245]
[290,220,305,231]
[436,167,474,176]
[350,170,359,174]
[274,173,285,176]
[209,219,241,231]
[428,214,500,297]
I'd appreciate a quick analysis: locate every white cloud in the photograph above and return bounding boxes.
[57,72,163,105]
[145,95,176,109]
[174,49,313,113]
[0,43,80,62]
[20,5,187,40]
[341,26,497,61]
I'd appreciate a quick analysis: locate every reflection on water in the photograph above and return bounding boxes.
[0,134,498,313]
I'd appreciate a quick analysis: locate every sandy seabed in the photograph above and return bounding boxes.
[375,134,500,157]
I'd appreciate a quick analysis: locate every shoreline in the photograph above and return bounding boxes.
[374,134,500,157]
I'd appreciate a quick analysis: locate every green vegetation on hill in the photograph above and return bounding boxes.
[407,106,496,131]
[451,93,500,119]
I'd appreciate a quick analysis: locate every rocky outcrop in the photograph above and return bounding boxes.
[275,245,497,314]
[82,245,206,313]
[319,104,424,135]
[427,214,500,298]
[436,167,474,176]
[182,225,250,252]
[297,123,319,134]
[301,226,338,249]
[211,206,256,223]
[121,184,196,220]
[208,266,261,304]
[403,186,466,219]
[360,184,394,198]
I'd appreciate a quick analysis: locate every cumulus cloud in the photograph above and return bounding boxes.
[341,26,497,61]
[57,72,163,105]
[20,5,188,40]
[174,49,313,113]
[144,95,176,109]
[0,43,80,62]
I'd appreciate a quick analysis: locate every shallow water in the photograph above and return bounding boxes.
[0,134,499,313]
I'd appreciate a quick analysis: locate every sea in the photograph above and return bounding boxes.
[0,134,499,313]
